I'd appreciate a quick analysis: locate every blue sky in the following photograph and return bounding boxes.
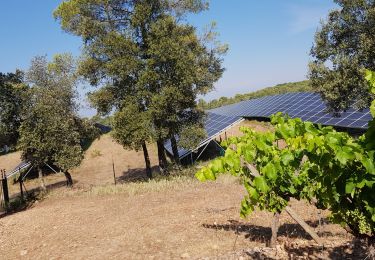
[0,0,337,116]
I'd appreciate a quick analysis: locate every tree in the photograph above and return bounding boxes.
[0,71,27,149]
[54,0,226,175]
[309,0,375,112]
[144,17,226,165]
[112,99,154,178]
[18,55,84,189]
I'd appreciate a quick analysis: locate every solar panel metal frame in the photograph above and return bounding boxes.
[164,112,244,159]
[6,161,32,178]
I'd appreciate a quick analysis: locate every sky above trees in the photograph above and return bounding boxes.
[0,0,336,117]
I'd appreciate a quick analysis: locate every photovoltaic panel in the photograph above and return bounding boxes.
[209,92,372,130]
[6,161,32,178]
[164,112,243,159]
[165,92,371,160]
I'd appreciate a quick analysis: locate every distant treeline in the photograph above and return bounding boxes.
[197,80,312,110]
[95,80,312,124]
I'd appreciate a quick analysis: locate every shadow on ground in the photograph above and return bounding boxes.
[203,219,335,242]
[203,219,372,259]
[117,166,161,183]
[1,179,77,219]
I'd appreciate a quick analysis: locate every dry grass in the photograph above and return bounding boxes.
[215,120,273,141]
[0,151,22,172]
[48,169,239,199]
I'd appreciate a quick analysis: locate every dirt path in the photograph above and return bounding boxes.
[0,178,357,260]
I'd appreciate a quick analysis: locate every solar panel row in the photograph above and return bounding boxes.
[210,92,372,130]
[165,92,372,160]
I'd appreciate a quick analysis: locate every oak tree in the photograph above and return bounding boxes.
[0,71,27,149]
[309,0,375,112]
[54,0,226,176]
[18,55,85,189]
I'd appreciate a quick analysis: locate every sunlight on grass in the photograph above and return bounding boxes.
[47,167,240,199]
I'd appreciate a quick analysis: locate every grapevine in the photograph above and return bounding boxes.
[196,70,375,241]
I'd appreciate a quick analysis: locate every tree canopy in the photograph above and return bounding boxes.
[309,0,375,112]
[18,54,88,188]
[54,0,227,175]
[0,71,27,149]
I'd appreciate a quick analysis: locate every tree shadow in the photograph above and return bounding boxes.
[203,219,372,259]
[243,238,370,259]
[117,166,161,183]
[202,219,335,242]
[282,238,369,259]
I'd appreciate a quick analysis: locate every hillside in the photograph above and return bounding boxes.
[0,121,360,259]
[199,80,312,110]
[0,134,159,196]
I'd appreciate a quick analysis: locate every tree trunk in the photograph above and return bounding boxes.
[157,139,168,174]
[170,136,180,164]
[38,166,46,191]
[270,212,280,248]
[63,170,73,187]
[142,142,152,179]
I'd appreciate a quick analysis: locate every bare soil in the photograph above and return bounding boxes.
[0,178,365,259]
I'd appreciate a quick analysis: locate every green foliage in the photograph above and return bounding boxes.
[18,55,86,172]
[309,0,375,112]
[177,124,207,150]
[0,71,27,148]
[365,69,375,151]
[112,100,153,152]
[198,80,312,110]
[91,114,113,127]
[196,71,375,236]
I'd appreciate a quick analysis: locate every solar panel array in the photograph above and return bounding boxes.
[164,92,372,160]
[164,112,243,159]
[210,92,372,130]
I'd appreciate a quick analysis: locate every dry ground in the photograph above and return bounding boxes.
[0,120,370,259]
[0,176,363,259]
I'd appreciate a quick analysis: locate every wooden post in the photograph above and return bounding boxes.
[19,170,24,200]
[112,156,116,185]
[2,171,9,207]
[285,206,323,245]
